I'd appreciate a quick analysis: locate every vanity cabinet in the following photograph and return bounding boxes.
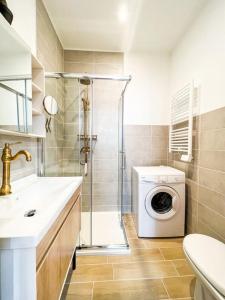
[36,188,81,300]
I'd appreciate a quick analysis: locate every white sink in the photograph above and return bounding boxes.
[0,175,82,249]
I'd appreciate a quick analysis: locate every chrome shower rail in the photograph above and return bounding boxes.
[45,71,131,82]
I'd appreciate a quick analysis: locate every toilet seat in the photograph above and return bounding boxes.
[184,234,225,299]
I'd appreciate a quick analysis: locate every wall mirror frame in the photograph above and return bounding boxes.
[43,95,58,133]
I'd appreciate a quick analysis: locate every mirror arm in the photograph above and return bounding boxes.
[45,119,49,133]
[48,117,52,133]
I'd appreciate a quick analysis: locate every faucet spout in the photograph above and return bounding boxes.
[11,150,32,162]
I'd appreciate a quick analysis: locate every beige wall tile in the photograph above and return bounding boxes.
[200,128,225,151]
[197,220,225,243]
[198,203,225,241]
[124,125,151,137]
[94,63,123,75]
[64,50,94,63]
[199,185,225,217]
[94,52,124,65]
[199,150,225,172]
[64,62,94,73]
[199,167,225,195]
[200,106,225,130]
[152,125,169,137]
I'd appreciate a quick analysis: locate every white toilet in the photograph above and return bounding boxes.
[183,234,225,300]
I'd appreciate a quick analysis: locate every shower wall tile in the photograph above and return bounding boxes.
[64,62,94,73]
[64,50,95,63]
[94,64,123,75]
[170,106,225,242]
[94,52,123,65]
[124,124,169,212]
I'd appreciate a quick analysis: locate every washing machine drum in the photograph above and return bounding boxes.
[145,186,180,220]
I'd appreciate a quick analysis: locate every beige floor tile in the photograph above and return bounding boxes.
[71,264,113,283]
[123,218,135,227]
[108,248,164,264]
[172,259,194,276]
[113,260,178,280]
[144,238,183,249]
[77,255,108,265]
[125,227,138,238]
[66,282,93,300]
[163,276,196,298]
[123,214,134,222]
[93,279,168,300]
[160,247,185,260]
[128,238,146,249]
[170,298,193,300]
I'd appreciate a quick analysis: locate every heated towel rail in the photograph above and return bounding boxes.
[169,82,197,162]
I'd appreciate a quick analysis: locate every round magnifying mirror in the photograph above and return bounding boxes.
[43,96,58,115]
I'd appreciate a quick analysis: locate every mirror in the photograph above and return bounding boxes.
[43,95,58,115]
[43,95,58,133]
[0,15,32,133]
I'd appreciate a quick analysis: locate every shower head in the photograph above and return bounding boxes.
[80,77,91,85]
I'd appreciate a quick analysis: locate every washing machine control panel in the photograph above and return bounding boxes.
[140,175,184,184]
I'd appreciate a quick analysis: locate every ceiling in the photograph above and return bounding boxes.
[43,0,207,52]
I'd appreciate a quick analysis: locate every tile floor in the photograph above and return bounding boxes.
[65,214,195,300]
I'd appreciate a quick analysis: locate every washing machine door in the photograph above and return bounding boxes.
[145,186,180,220]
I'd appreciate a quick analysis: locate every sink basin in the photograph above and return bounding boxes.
[0,175,82,249]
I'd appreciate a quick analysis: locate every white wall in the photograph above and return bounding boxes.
[124,52,170,125]
[171,0,225,115]
[7,0,36,55]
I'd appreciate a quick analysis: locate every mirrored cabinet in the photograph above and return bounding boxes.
[0,14,46,138]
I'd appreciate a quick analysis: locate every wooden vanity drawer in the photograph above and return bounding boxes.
[36,190,81,300]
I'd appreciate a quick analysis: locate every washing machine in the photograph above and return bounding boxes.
[132,166,185,238]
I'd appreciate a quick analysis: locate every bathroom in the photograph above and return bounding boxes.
[0,0,224,299]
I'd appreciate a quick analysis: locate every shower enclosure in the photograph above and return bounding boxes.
[44,72,131,251]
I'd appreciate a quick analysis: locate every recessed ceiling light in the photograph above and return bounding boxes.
[118,4,128,23]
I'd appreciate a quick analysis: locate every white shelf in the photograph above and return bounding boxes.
[0,129,45,139]
[32,54,45,137]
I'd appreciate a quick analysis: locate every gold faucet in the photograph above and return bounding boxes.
[0,143,32,196]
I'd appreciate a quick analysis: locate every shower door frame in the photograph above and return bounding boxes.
[45,72,131,251]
